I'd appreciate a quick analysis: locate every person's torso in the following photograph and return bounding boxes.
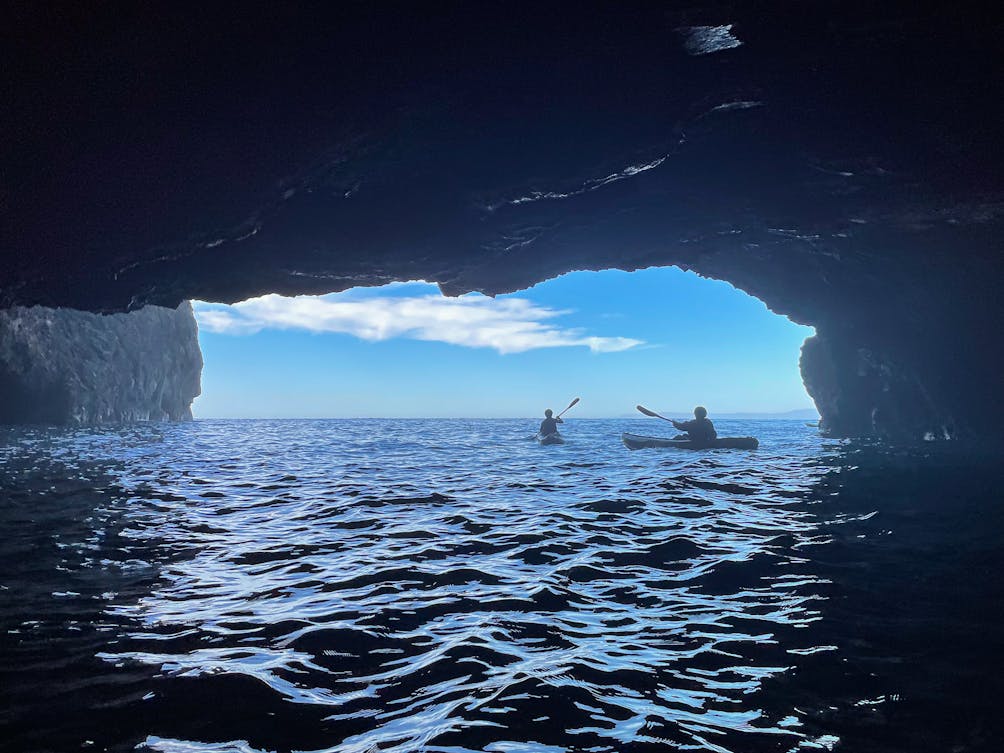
[540,417,559,435]
[690,418,716,440]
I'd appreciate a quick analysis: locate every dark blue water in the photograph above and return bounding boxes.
[1,420,1002,752]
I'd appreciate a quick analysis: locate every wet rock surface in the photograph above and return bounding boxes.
[0,304,202,425]
[1,4,1001,436]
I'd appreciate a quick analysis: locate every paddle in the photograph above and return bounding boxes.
[556,397,580,418]
[636,404,676,424]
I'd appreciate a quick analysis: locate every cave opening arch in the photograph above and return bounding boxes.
[189,267,816,424]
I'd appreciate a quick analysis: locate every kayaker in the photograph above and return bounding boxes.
[539,408,564,437]
[671,406,717,443]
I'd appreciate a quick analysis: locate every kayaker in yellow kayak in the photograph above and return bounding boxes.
[671,406,717,442]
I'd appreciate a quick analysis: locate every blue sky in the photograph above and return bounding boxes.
[192,267,815,418]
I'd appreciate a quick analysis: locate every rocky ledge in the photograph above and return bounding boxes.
[0,304,202,425]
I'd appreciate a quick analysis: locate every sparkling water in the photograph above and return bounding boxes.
[2,420,1001,752]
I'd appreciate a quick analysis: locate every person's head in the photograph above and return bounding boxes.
[545,409,553,418]
[694,406,708,419]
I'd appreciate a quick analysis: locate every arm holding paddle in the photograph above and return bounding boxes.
[637,404,716,442]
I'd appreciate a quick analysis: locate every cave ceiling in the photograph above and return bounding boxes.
[2,3,1002,330]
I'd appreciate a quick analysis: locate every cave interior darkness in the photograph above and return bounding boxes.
[1,3,1002,437]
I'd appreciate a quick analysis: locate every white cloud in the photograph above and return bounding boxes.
[194,290,643,355]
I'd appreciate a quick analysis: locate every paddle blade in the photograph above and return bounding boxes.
[637,405,674,422]
[557,397,580,417]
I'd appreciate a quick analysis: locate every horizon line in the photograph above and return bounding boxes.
[191,413,820,421]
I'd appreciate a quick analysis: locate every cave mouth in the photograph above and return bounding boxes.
[189,267,816,421]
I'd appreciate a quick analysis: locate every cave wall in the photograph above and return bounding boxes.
[0,303,202,425]
[1,4,1002,438]
[799,334,953,440]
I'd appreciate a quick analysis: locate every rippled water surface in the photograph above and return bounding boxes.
[2,419,1003,753]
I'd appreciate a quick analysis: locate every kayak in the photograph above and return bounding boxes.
[622,433,758,450]
[622,432,758,450]
[538,432,565,445]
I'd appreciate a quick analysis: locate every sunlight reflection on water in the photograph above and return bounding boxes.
[3,419,850,752]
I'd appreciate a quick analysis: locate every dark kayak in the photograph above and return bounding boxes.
[622,432,758,450]
[538,433,565,445]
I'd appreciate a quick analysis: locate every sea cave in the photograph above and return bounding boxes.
[2,4,1001,438]
[3,6,1004,752]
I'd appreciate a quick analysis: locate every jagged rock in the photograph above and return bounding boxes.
[799,334,956,440]
[0,304,202,425]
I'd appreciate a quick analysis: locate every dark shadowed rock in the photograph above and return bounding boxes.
[800,334,957,440]
[1,4,1001,437]
[0,304,202,424]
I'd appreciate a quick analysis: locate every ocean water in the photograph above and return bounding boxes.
[1,419,1002,753]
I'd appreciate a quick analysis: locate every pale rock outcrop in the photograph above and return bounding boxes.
[0,303,201,425]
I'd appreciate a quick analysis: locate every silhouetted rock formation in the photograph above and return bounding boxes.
[0,304,202,425]
[800,334,958,440]
[2,4,1001,437]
